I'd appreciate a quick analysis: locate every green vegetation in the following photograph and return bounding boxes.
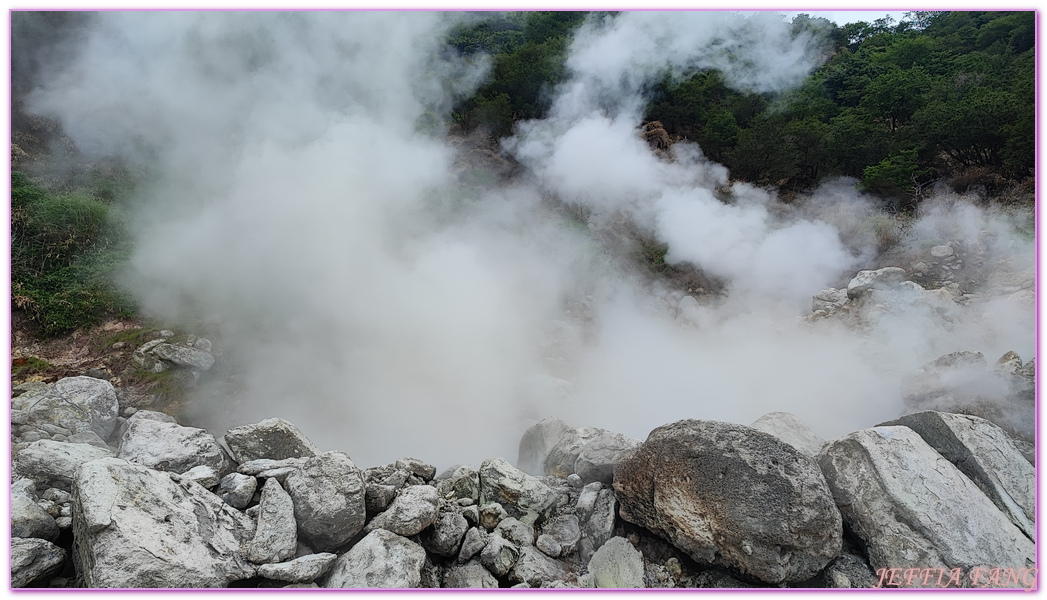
[11,170,136,336]
[451,11,1034,203]
[11,356,53,378]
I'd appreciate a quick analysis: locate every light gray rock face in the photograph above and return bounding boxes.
[12,492,60,542]
[151,342,215,371]
[479,502,509,530]
[589,537,644,588]
[421,507,468,557]
[613,419,842,584]
[12,377,119,440]
[118,419,226,474]
[323,529,426,588]
[434,465,480,502]
[72,458,256,587]
[117,409,177,440]
[518,418,639,484]
[219,473,258,509]
[366,484,440,537]
[846,267,907,299]
[479,457,560,526]
[223,418,320,463]
[811,288,848,313]
[536,534,562,558]
[517,417,574,476]
[818,426,1035,585]
[14,440,115,491]
[248,477,298,564]
[749,412,826,457]
[545,426,640,484]
[540,514,581,557]
[443,559,499,588]
[480,534,520,577]
[179,465,219,489]
[283,451,366,552]
[395,457,437,481]
[457,527,488,562]
[11,537,67,588]
[495,517,536,547]
[508,545,569,587]
[66,430,112,450]
[879,411,1035,540]
[257,553,337,583]
[576,482,617,562]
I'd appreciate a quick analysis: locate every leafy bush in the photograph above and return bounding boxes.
[11,171,136,336]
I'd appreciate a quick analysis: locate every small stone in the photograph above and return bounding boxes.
[930,245,954,258]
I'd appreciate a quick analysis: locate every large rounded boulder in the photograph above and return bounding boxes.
[613,419,842,584]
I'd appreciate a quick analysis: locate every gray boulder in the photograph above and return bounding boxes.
[365,484,439,537]
[613,419,842,584]
[458,527,488,562]
[846,267,907,299]
[443,559,499,588]
[480,534,520,577]
[879,411,1034,540]
[12,376,119,440]
[72,458,256,587]
[749,412,825,457]
[11,538,66,588]
[540,514,581,557]
[545,426,640,484]
[323,529,426,588]
[818,426,1035,585]
[508,545,569,587]
[223,418,320,463]
[433,465,480,502]
[479,457,560,526]
[420,506,468,557]
[517,417,574,476]
[178,465,220,488]
[257,553,337,583]
[248,477,298,564]
[495,516,536,547]
[218,472,258,509]
[575,482,617,562]
[117,409,177,440]
[588,536,644,588]
[117,419,226,474]
[14,440,114,491]
[151,343,215,371]
[12,491,59,542]
[283,451,366,552]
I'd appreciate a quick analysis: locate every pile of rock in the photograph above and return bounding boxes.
[10,371,1036,589]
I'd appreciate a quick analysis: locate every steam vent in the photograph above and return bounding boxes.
[10,10,1036,589]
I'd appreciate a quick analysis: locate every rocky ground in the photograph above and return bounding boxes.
[9,264,1036,589]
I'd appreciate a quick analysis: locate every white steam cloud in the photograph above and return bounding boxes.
[24,11,1033,469]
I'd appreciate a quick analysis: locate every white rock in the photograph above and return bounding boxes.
[12,491,59,542]
[11,377,119,440]
[14,440,115,491]
[479,457,560,526]
[589,536,644,588]
[442,559,499,588]
[223,417,319,463]
[508,545,568,587]
[151,343,215,371]
[118,419,226,474]
[283,451,366,552]
[819,426,1035,585]
[322,529,426,588]
[11,537,66,587]
[750,412,826,457]
[219,472,258,509]
[257,553,337,583]
[73,458,256,587]
[365,484,439,537]
[248,478,298,564]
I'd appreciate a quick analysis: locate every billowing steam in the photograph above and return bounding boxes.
[22,11,1033,469]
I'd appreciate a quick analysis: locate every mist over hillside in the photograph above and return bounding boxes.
[16,11,1034,469]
